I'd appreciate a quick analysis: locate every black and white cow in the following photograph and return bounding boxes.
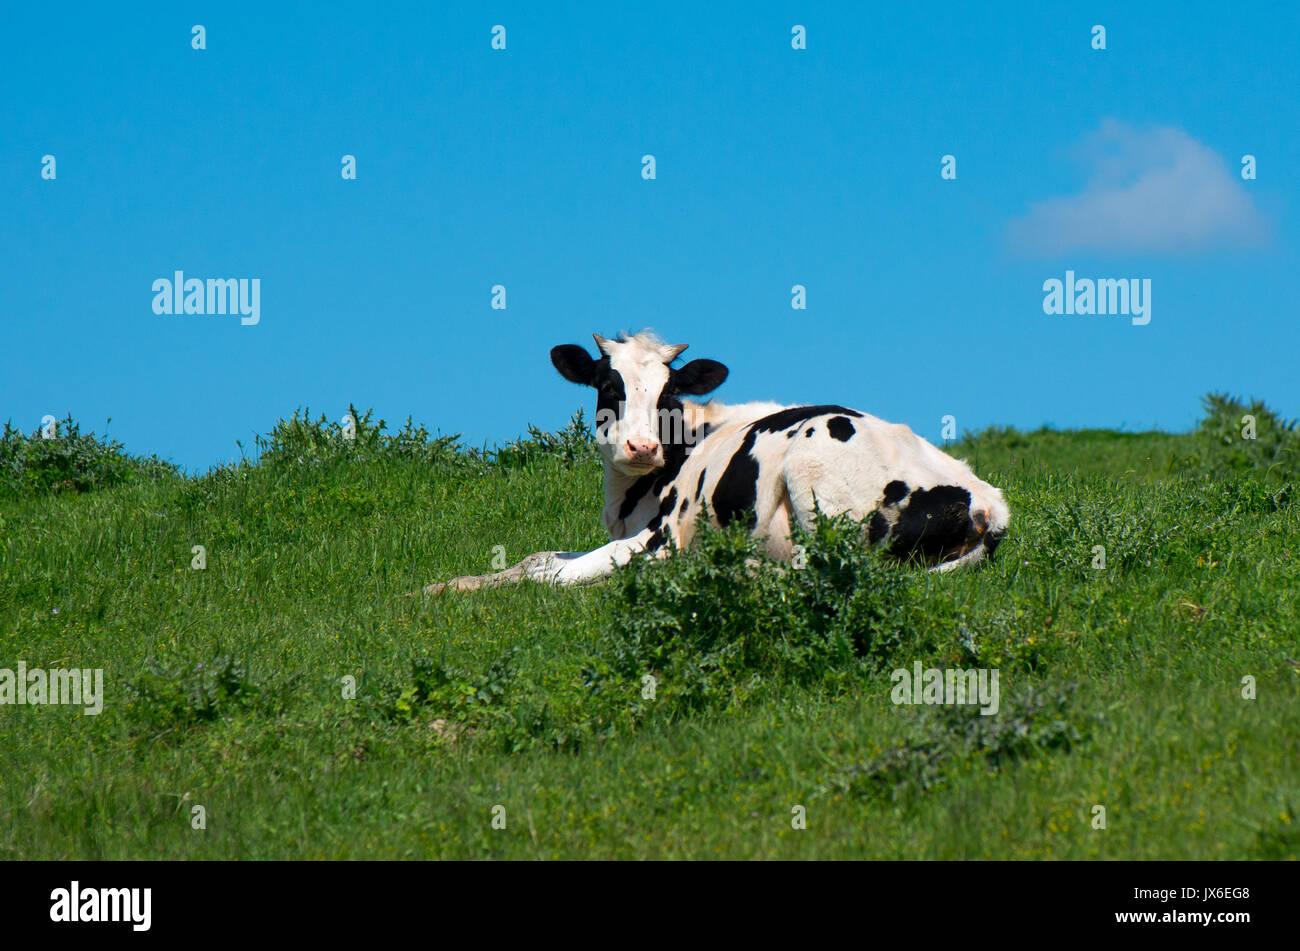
[422,331,1009,593]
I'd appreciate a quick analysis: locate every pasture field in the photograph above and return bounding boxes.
[1,396,1297,860]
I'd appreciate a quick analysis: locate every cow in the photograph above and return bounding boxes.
[422,331,1010,593]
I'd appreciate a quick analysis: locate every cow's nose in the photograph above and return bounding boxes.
[625,437,660,459]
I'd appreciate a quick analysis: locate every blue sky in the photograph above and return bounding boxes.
[3,1,1296,472]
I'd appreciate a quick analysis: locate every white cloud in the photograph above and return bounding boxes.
[1006,120,1267,256]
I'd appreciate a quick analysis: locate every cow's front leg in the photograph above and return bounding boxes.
[419,550,564,595]
[418,530,658,595]
[542,532,660,585]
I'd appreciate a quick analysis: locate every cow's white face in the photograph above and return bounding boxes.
[551,332,729,477]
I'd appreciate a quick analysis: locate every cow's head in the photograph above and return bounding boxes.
[551,332,729,476]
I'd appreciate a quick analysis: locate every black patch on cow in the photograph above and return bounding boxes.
[712,428,760,529]
[751,404,863,434]
[678,498,689,517]
[805,427,815,438]
[618,474,656,520]
[594,368,626,424]
[827,416,856,442]
[786,429,796,439]
[867,510,890,545]
[888,485,973,561]
[707,408,864,531]
[652,446,686,495]
[695,471,707,500]
[982,528,1005,556]
[643,488,679,539]
[882,480,910,505]
[650,385,698,494]
[646,529,667,552]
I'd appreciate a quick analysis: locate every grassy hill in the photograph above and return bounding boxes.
[1,397,1297,859]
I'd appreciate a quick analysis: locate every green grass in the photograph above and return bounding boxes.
[1,398,1297,859]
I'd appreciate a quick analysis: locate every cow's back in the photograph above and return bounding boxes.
[661,402,1009,569]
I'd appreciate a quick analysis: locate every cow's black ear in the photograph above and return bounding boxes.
[674,359,729,395]
[550,344,598,385]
